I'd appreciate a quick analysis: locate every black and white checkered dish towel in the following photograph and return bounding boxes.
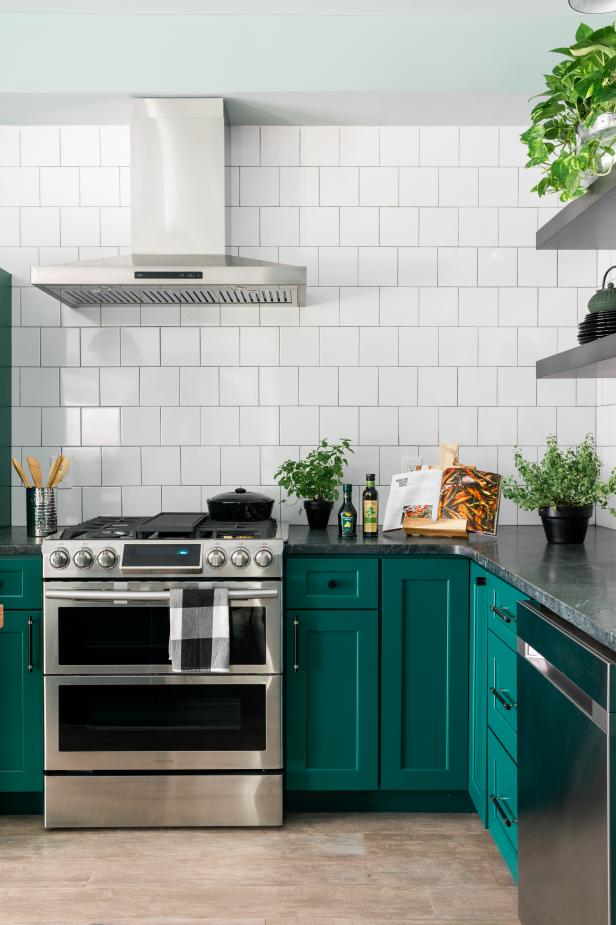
[169,587,230,672]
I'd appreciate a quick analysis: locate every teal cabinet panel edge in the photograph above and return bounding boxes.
[469,562,488,826]
[0,267,11,528]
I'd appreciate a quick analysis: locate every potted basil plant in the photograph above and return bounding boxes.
[522,22,616,202]
[502,434,616,544]
[275,438,353,530]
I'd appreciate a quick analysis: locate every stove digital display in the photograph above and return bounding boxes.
[121,543,201,570]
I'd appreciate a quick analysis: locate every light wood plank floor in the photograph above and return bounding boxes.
[0,813,519,925]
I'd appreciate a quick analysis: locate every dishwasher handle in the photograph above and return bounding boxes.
[517,637,608,732]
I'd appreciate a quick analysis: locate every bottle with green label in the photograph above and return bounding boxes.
[362,474,378,537]
[337,483,357,538]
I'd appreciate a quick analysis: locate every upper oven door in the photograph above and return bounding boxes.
[44,580,281,675]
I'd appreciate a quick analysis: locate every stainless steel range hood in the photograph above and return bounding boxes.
[31,98,306,308]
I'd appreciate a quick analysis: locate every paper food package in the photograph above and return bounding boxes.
[438,466,501,534]
[383,469,443,532]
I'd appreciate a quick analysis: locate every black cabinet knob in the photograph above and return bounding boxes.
[328,579,337,589]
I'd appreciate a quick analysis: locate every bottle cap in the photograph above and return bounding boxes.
[342,483,352,491]
[366,473,375,480]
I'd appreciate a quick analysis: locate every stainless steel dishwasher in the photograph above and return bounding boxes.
[517,600,615,925]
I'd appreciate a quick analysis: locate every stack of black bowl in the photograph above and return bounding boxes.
[579,265,616,345]
[578,311,616,344]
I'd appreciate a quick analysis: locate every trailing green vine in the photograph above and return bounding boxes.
[522,22,616,202]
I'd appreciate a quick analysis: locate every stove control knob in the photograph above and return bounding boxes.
[254,548,274,569]
[97,548,117,570]
[49,547,70,570]
[206,547,227,569]
[73,548,93,569]
[231,547,250,569]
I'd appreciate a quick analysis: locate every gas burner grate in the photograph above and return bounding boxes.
[60,514,278,542]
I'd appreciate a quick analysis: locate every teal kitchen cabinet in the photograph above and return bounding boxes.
[0,609,43,797]
[381,559,469,791]
[468,563,489,824]
[285,609,379,790]
[0,556,44,808]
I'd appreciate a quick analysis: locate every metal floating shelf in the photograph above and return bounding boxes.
[537,332,616,379]
[536,168,616,250]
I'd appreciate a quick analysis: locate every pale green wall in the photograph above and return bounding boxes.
[0,13,604,96]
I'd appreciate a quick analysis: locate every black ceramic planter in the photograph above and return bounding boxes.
[304,499,333,530]
[539,504,593,544]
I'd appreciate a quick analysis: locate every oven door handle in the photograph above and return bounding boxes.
[44,589,279,602]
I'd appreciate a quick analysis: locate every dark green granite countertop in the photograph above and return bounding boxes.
[285,525,616,654]
[0,527,44,555]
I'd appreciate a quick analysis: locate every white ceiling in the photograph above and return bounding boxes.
[0,0,602,14]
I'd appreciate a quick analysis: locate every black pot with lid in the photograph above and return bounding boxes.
[207,487,275,522]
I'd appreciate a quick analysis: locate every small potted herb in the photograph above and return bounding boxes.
[275,438,353,530]
[502,434,616,544]
[522,22,616,202]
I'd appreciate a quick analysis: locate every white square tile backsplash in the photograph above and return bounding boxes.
[7,122,610,527]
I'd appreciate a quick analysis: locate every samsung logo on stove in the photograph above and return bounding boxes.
[153,758,175,764]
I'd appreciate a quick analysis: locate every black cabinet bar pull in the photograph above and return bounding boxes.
[490,686,516,710]
[293,617,299,672]
[491,604,516,625]
[490,794,517,827]
[27,615,33,673]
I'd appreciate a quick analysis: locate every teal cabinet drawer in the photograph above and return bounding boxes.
[286,558,378,610]
[487,575,525,650]
[0,557,42,611]
[487,630,517,762]
[488,729,518,881]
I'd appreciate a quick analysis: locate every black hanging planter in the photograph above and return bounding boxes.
[539,504,593,544]
[304,499,333,530]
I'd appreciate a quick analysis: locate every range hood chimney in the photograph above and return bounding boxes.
[31,98,306,308]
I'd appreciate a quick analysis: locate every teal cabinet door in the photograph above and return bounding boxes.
[0,610,43,793]
[469,564,488,824]
[381,559,469,791]
[285,609,378,791]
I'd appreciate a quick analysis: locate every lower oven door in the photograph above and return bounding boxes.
[45,674,281,771]
[44,580,281,675]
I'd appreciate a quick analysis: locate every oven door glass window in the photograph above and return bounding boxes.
[56,604,267,667]
[58,683,266,751]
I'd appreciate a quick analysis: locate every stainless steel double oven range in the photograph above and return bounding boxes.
[42,513,283,828]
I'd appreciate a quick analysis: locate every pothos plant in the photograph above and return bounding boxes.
[522,21,616,202]
[501,434,616,514]
[274,438,353,504]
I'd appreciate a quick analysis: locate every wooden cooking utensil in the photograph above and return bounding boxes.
[47,455,62,489]
[26,456,43,488]
[51,455,70,488]
[12,457,32,488]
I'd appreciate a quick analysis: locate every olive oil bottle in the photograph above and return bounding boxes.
[337,483,357,538]
[362,474,378,537]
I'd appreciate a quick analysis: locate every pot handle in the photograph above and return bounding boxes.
[601,265,616,288]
